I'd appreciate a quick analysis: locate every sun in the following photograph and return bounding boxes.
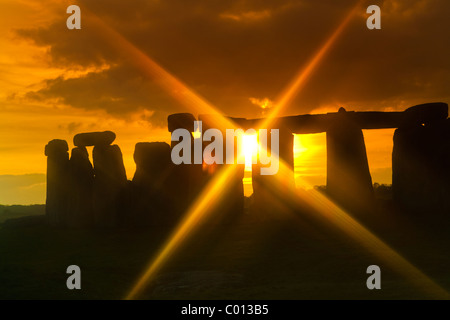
[242,134,258,171]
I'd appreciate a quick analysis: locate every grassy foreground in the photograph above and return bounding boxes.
[0,202,449,300]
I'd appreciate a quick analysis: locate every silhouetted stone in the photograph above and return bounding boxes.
[199,114,245,223]
[130,142,175,226]
[402,102,448,126]
[73,131,116,147]
[133,142,172,187]
[168,113,205,222]
[45,139,69,226]
[67,147,94,227]
[393,117,450,214]
[326,108,374,212]
[92,144,127,227]
[168,113,196,132]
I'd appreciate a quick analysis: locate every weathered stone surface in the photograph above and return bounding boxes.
[67,147,94,227]
[326,108,374,212]
[73,131,116,147]
[45,139,70,226]
[92,144,127,227]
[168,113,196,132]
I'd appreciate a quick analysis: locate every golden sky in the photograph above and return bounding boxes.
[0,0,449,204]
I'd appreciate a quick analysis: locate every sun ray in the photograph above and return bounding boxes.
[117,0,448,300]
[125,165,238,300]
[261,155,450,299]
[260,0,364,129]
[84,7,237,131]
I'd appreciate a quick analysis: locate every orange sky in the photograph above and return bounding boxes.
[0,0,448,204]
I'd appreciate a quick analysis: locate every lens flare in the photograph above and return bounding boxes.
[260,0,364,129]
[125,165,238,300]
[119,0,447,300]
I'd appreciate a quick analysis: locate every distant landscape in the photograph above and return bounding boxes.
[0,204,45,223]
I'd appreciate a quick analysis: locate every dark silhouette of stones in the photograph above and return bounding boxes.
[168,113,196,132]
[43,102,449,230]
[229,102,448,134]
[92,144,127,227]
[133,142,172,187]
[130,142,175,226]
[73,131,116,147]
[168,113,205,222]
[67,147,94,227]
[45,139,69,226]
[326,108,374,212]
[402,102,448,126]
[199,114,245,223]
[393,118,450,214]
[392,124,427,213]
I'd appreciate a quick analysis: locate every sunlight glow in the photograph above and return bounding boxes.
[294,133,327,189]
[242,134,258,171]
[122,0,448,300]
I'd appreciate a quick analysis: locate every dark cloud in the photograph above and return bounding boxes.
[26,64,179,121]
[17,0,450,123]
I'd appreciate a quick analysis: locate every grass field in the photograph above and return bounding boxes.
[0,201,449,300]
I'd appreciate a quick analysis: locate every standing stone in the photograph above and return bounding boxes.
[92,144,127,227]
[438,119,450,214]
[252,122,296,215]
[45,139,70,226]
[168,113,205,221]
[392,124,427,212]
[401,102,448,126]
[131,142,174,226]
[67,146,94,227]
[326,108,374,212]
[199,114,245,223]
[393,117,450,214]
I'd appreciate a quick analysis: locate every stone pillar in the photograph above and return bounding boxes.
[92,144,127,227]
[168,113,204,220]
[326,108,374,212]
[45,139,70,226]
[199,114,245,223]
[67,146,94,227]
[393,108,449,214]
[131,142,173,226]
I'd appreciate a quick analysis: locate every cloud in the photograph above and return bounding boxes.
[220,10,271,22]
[25,64,179,124]
[249,97,274,115]
[13,0,450,125]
